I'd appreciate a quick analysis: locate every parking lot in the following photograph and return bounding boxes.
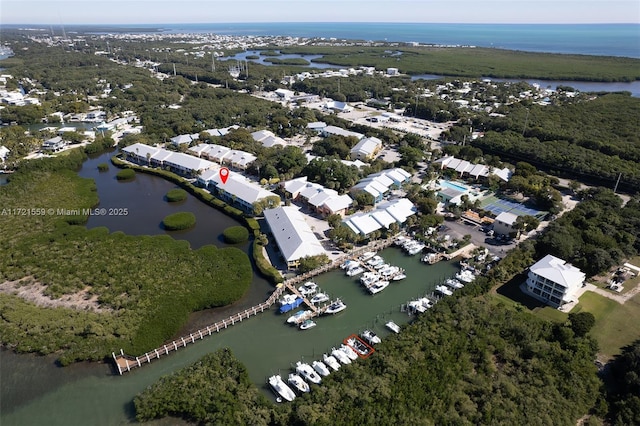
[439,218,517,258]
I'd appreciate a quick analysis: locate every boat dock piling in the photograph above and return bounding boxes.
[112,236,398,375]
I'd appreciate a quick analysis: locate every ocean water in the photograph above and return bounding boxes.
[154,23,640,58]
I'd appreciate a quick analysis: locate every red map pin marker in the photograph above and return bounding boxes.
[219,167,229,184]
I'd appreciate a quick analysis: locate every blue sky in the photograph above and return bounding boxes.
[1,0,639,25]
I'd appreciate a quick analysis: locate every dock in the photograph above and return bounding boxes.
[112,235,398,375]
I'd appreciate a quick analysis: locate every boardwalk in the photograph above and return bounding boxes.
[112,235,398,375]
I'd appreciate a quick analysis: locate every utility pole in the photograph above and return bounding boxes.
[613,172,622,193]
[522,107,530,136]
[211,53,215,72]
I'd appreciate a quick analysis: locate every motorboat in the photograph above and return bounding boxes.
[331,347,352,365]
[360,272,380,286]
[323,353,341,371]
[418,297,433,309]
[408,299,427,313]
[324,299,347,314]
[394,235,408,246]
[340,344,358,361]
[286,310,311,324]
[347,337,372,357]
[279,295,303,313]
[312,360,331,377]
[385,321,401,334]
[407,242,426,255]
[435,285,453,296]
[392,273,407,281]
[345,265,364,276]
[445,278,464,289]
[299,319,317,330]
[296,361,322,385]
[268,375,296,402]
[297,281,318,296]
[310,292,330,304]
[456,270,476,283]
[374,262,390,270]
[358,251,377,262]
[368,280,389,295]
[361,329,381,345]
[340,259,358,269]
[380,266,400,277]
[366,255,385,267]
[288,373,310,393]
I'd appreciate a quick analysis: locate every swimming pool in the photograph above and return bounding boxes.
[439,180,469,192]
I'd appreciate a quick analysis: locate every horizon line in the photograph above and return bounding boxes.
[3,21,639,26]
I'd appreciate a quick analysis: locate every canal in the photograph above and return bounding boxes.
[0,150,461,425]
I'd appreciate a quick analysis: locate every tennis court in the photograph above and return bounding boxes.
[480,195,546,218]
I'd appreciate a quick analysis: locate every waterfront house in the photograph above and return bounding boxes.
[343,198,417,236]
[202,171,280,214]
[525,254,585,309]
[122,143,215,176]
[264,206,326,269]
[282,177,353,217]
[42,136,66,152]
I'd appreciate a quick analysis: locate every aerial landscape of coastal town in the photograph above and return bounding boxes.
[1,2,640,424]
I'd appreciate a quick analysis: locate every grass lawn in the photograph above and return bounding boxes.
[571,291,640,361]
[492,274,569,323]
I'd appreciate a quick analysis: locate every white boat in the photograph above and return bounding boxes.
[286,310,311,324]
[297,281,318,296]
[324,299,347,314]
[279,294,298,306]
[323,353,341,371]
[385,321,401,334]
[366,255,384,267]
[347,338,372,357]
[392,273,407,281]
[268,375,296,402]
[394,235,408,246]
[408,300,427,313]
[456,270,476,283]
[360,272,380,286]
[380,266,400,277]
[435,285,453,296]
[299,319,317,330]
[407,243,426,255]
[296,361,322,384]
[418,297,433,309]
[340,259,358,269]
[445,278,464,289]
[346,265,364,276]
[374,262,390,270]
[288,373,310,393]
[358,251,377,262]
[340,344,358,360]
[361,329,381,345]
[368,280,389,294]
[331,347,351,365]
[312,360,331,377]
[310,292,330,304]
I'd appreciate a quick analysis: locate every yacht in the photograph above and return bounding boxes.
[323,353,341,371]
[380,265,399,277]
[331,347,352,365]
[340,344,358,361]
[358,251,377,262]
[368,280,389,295]
[435,285,453,296]
[288,373,310,393]
[366,255,385,267]
[312,360,331,377]
[407,242,426,256]
[374,262,390,270]
[347,337,372,357]
[456,269,476,283]
[296,361,322,385]
[408,299,427,313]
[345,265,365,276]
[340,259,358,269]
[310,292,330,304]
[445,278,464,289]
[299,319,317,330]
[268,375,296,402]
[286,310,311,324]
[360,272,380,286]
[324,299,347,315]
[394,235,408,246]
[361,329,381,345]
[418,297,433,309]
[297,281,318,296]
[392,273,407,281]
[279,295,303,314]
[385,321,401,334]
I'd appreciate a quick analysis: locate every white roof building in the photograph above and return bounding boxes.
[264,206,326,268]
[122,143,216,176]
[343,198,417,236]
[434,155,512,182]
[350,136,382,161]
[525,254,585,309]
[322,125,364,140]
[493,211,519,236]
[0,145,9,162]
[282,177,353,216]
[200,171,280,213]
[203,125,239,137]
[251,129,286,148]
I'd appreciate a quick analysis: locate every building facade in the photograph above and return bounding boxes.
[525,254,585,309]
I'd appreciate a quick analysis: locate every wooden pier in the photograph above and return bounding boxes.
[112,236,399,375]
